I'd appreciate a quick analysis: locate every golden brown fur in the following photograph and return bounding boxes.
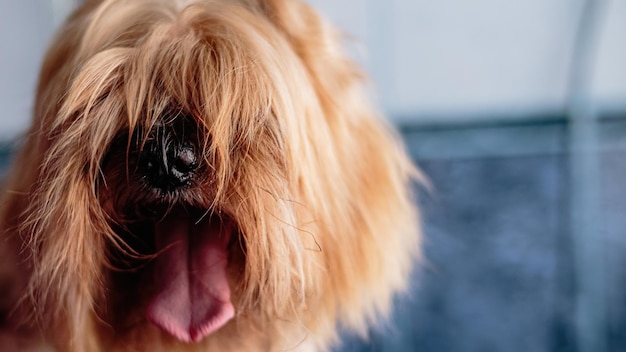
[0,0,421,351]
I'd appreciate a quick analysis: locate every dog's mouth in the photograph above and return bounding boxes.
[144,208,235,343]
[109,205,237,343]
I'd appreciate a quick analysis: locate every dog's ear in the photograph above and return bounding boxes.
[253,0,423,339]
[0,31,126,348]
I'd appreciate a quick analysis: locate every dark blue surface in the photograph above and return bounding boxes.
[3,119,626,352]
[336,122,576,352]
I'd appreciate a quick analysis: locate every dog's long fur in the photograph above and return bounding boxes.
[0,0,421,351]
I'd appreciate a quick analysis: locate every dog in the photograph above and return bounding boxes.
[0,0,421,350]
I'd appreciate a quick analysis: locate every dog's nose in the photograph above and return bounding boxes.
[142,142,198,190]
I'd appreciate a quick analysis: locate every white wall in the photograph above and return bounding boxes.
[1,0,625,140]
[309,0,626,122]
[0,1,51,140]
[592,1,626,109]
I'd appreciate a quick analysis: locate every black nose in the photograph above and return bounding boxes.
[141,141,199,191]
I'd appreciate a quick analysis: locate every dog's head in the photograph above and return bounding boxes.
[0,0,420,350]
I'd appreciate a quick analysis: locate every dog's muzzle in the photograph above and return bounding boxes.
[99,115,240,342]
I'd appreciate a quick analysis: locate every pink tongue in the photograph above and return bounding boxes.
[146,215,234,343]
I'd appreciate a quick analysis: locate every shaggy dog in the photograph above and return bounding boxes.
[0,0,421,350]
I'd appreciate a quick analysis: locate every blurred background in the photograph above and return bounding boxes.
[1,1,625,351]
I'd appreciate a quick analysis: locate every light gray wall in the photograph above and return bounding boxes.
[0,1,52,140]
[593,1,626,108]
[309,0,626,122]
[1,1,625,140]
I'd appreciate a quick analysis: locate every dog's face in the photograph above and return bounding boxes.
[0,0,420,350]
